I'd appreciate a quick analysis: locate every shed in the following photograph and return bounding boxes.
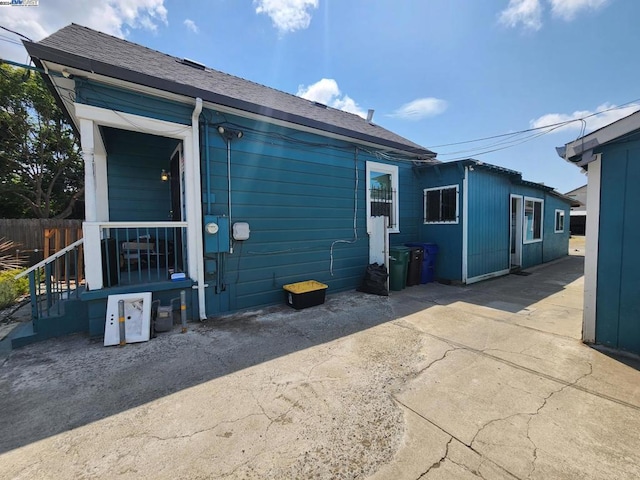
[558,110,640,355]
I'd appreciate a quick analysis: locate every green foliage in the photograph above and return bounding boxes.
[0,238,27,309]
[0,269,28,310]
[0,64,83,219]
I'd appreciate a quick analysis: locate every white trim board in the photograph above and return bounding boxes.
[583,156,601,343]
[466,269,511,285]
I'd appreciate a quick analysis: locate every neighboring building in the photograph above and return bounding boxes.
[558,110,640,356]
[417,160,574,284]
[565,184,587,235]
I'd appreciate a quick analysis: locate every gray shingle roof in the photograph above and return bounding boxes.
[25,23,434,157]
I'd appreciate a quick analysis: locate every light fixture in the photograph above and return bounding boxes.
[217,125,243,140]
[160,169,170,182]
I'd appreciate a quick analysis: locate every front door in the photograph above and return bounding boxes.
[510,195,523,268]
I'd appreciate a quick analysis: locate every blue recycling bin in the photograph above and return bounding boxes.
[405,243,439,283]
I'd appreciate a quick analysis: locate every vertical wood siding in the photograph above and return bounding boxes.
[467,170,511,279]
[596,141,640,354]
[418,166,464,281]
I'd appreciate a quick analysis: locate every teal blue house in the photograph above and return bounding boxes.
[558,110,640,356]
[417,160,574,284]
[16,24,437,344]
[14,24,573,347]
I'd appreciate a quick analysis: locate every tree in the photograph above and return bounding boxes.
[0,63,83,219]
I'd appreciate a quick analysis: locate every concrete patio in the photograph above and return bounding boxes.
[1,249,639,479]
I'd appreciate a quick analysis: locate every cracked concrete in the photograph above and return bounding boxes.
[1,253,640,479]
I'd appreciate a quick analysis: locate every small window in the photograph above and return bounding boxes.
[423,185,459,224]
[555,209,565,233]
[524,197,543,243]
[366,161,399,233]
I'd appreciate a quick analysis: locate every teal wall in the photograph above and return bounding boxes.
[418,165,464,281]
[595,138,640,354]
[103,127,179,221]
[76,80,192,125]
[467,169,511,279]
[200,114,422,313]
[418,163,571,282]
[542,193,571,263]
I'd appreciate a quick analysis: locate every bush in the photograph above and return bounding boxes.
[0,269,29,310]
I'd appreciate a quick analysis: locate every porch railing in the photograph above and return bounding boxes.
[16,239,85,319]
[83,221,188,290]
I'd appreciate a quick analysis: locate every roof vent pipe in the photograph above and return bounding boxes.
[367,109,375,122]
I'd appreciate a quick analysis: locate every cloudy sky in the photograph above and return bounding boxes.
[1,0,638,192]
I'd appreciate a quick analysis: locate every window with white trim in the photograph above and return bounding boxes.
[554,209,565,233]
[524,197,543,243]
[423,185,459,224]
[366,161,399,233]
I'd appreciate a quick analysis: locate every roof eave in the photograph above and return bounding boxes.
[557,110,640,167]
[24,40,435,158]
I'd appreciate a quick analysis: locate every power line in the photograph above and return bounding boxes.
[426,99,640,151]
[0,25,32,42]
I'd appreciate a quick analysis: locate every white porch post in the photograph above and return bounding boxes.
[80,118,97,222]
[93,123,109,221]
[79,117,104,290]
[583,154,601,344]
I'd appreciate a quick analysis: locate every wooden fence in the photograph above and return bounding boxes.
[0,219,83,267]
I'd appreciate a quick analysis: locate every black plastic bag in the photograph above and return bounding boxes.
[357,263,389,296]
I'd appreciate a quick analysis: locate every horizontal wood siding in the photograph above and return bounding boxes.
[104,128,179,221]
[76,80,193,125]
[418,165,463,281]
[467,169,510,279]
[202,116,421,312]
[596,140,640,354]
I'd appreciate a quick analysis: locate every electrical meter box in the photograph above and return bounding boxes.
[204,215,230,253]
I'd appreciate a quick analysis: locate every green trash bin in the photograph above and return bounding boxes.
[389,246,410,291]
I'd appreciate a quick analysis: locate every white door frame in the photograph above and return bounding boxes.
[510,194,523,268]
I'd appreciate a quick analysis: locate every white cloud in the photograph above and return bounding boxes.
[498,0,543,31]
[549,0,609,20]
[530,103,640,134]
[254,0,318,34]
[499,0,609,30]
[296,78,367,118]
[388,98,448,121]
[0,0,168,62]
[183,19,198,33]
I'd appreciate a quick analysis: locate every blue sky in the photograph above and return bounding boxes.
[1,0,639,193]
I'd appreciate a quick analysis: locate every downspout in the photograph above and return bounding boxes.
[191,97,207,320]
[462,166,469,283]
